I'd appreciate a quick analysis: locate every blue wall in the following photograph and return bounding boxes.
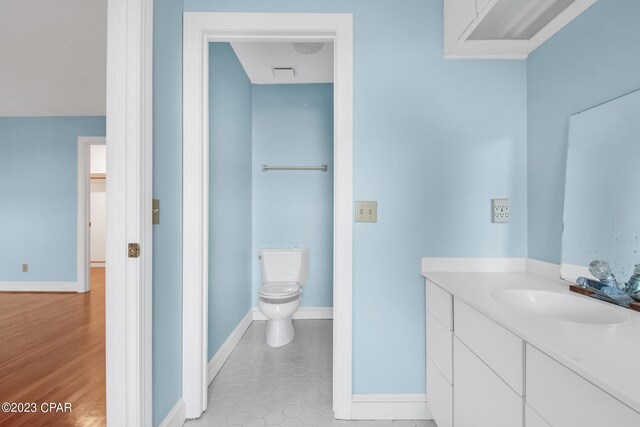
[527,0,640,264]
[182,0,527,395]
[152,0,183,424]
[252,84,334,307]
[208,43,253,359]
[0,117,105,282]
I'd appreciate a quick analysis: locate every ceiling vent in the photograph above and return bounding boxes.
[271,66,296,78]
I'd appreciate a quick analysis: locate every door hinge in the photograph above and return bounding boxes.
[128,243,141,258]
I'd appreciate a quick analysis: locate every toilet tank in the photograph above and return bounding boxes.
[259,248,309,286]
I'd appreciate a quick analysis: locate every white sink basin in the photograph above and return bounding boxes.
[491,289,628,325]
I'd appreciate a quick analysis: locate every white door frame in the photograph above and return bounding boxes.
[105,0,153,425]
[182,13,354,420]
[77,136,106,293]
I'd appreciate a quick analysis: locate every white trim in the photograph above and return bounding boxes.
[561,263,593,283]
[0,282,79,292]
[182,12,353,420]
[351,394,432,420]
[526,259,561,281]
[91,262,106,268]
[445,0,597,59]
[252,306,334,321]
[421,257,527,273]
[207,309,254,385]
[105,0,153,424]
[158,399,186,427]
[78,137,106,294]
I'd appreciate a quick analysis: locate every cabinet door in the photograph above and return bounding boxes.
[426,311,453,384]
[453,337,522,427]
[425,280,453,330]
[427,356,452,427]
[527,345,640,427]
[454,299,523,395]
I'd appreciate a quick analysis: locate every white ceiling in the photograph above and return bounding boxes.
[230,42,334,85]
[0,0,107,117]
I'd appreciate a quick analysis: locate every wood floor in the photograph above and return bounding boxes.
[0,268,105,426]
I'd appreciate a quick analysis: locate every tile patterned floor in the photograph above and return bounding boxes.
[185,320,436,427]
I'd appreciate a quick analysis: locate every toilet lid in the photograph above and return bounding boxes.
[259,282,301,298]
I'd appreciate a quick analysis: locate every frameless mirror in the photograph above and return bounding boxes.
[561,89,640,285]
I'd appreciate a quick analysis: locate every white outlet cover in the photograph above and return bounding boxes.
[492,199,510,223]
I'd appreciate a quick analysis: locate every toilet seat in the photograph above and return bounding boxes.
[259,282,301,299]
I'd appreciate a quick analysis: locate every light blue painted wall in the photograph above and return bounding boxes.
[152,0,183,424]
[0,117,105,282]
[527,0,640,264]
[184,0,527,395]
[208,43,253,359]
[252,84,334,307]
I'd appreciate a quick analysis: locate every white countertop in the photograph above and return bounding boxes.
[423,271,640,414]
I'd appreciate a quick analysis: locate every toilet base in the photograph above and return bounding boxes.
[266,318,294,348]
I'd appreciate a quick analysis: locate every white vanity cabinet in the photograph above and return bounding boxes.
[424,278,640,427]
[444,0,597,58]
[426,280,524,427]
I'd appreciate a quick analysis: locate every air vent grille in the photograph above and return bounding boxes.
[271,66,296,78]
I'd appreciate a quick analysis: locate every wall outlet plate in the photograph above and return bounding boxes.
[355,201,377,223]
[22,264,28,273]
[492,199,510,223]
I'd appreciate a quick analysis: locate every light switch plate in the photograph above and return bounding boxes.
[492,199,510,223]
[355,201,377,223]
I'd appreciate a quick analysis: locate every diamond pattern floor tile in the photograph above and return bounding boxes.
[184,320,437,427]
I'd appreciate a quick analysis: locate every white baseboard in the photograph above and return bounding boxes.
[252,306,334,321]
[207,309,254,385]
[90,262,106,268]
[0,281,80,292]
[422,257,526,273]
[158,399,186,427]
[351,394,432,420]
[526,258,561,280]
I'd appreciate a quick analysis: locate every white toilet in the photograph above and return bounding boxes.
[257,248,309,348]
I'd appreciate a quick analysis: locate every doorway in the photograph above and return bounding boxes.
[182,13,354,420]
[78,137,106,293]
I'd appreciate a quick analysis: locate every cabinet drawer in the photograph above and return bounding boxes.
[425,280,453,330]
[454,298,523,395]
[526,345,640,427]
[453,337,523,427]
[426,311,453,384]
[426,356,452,427]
